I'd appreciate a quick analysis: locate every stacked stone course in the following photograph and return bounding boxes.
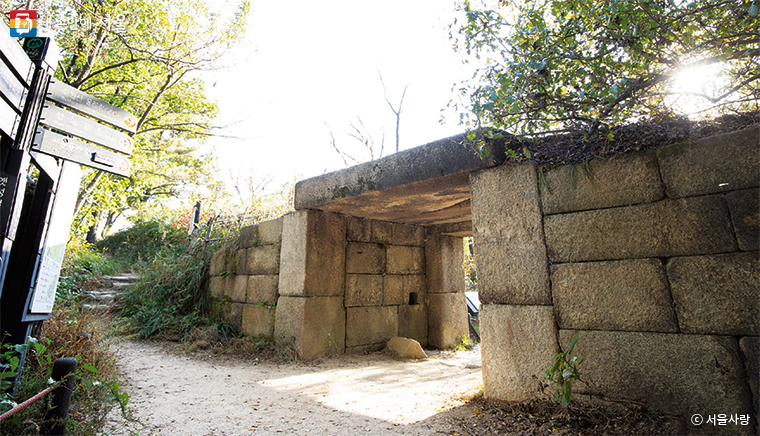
[209,217,283,338]
[471,126,759,432]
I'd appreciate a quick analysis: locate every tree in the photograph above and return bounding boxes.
[451,0,759,137]
[2,0,249,237]
[327,73,409,166]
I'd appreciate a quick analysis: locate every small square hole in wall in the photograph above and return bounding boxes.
[408,292,419,305]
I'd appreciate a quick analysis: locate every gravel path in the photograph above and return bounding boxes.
[104,340,482,435]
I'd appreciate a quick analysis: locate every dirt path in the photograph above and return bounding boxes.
[104,340,483,435]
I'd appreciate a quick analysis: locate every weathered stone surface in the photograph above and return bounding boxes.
[545,196,737,263]
[225,248,238,274]
[428,292,468,349]
[246,275,279,305]
[244,245,280,275]
[398,304,428,345]
[739,337,759,419]
[435,221,473,237]
[236,249,247,275]
[481,305,557,402]
[386,246,425,274]
[345,242,385,274]
[403,275,426,304]
[371,220,393,244]
[383,275,404,306]
[209,276,225,299]
[210,248,227,276]
[552,259,678,332]
[392,223,425,246]
[345,274,383,307]
[279,210,346,297]
[559,330,754,418]
[274,296,345,359]
[239,224,258,249]
[346,306,398,348]
[470,164,551,304]
[541,151,664,214]
[425,232,464,294]
[346,216,371,242]
[387,337,427,359]
[293,132,508,225]
[221,302,244,330]
[258,217,283,245]
[725,188,760,251]
[225,274,248,303]
[241,305,275,338]
[657,127,760,198]
[668,253,759,335]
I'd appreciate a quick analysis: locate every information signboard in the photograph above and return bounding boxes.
[29,162,82,313]
[40,104,133,154]
[32,128,131,177]
[47,80,137,133]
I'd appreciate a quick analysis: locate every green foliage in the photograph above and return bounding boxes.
[117,217,234,340]
[0,0,250,236]
[97,219,187,266]
[455,335,477,352]
[452,0,759,137]
[0,326,131,435]
[545,332,584,407]
[57,237,121,303]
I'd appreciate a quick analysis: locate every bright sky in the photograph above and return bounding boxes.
[201,0,471,196]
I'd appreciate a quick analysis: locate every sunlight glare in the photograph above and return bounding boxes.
[666,63,729,118]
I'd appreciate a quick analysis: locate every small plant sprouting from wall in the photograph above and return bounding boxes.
[545,332,584,407]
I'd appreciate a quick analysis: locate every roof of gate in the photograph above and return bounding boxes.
[294,132,507,226]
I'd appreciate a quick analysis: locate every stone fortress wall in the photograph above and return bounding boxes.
[209,125,759,432]
[471,127,759,433]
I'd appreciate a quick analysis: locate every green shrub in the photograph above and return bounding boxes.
[97,219,187,266]
[57,237,121,303]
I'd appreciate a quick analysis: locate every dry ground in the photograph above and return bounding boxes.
[103,340,687,436]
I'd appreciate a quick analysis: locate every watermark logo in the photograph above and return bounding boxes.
[10,10,37,37]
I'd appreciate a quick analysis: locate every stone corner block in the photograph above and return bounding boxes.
[346,306,398,348]
[387,245,425,275]
[398,304,428,346]
[370,220,393,244]
[258,217,284,245]
[279,210,346,297]
[559,330,754,420]
[668,253,759,336]
[224,274,248,303]
[245,245,281,275]
[345,242,385,274]
[656,126,760,198]
[246,275,279,305]
[540,151,663,214]
[470,164,551,304]
[241,304,276,338]
[739,336,759,419]
[274,296,345,360]
[392,223,425,246]
[481,304,557,402]
[725,188,759,252]
[545,196,737,263]
[425,232,465,294]
[221,302,245,330]
[209,276,225,299]
[552,259,678,332]
[345,274,383,307]
[346,216,371,242]
[239,224,259,249]
[428,292,468,349]
[210,248,227,276]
